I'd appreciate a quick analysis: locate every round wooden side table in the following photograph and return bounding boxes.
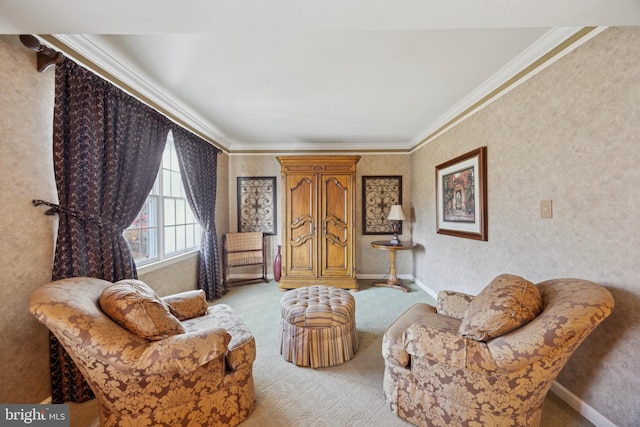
[370,240,416,292]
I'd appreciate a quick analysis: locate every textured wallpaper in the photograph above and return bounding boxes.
[410,27,640,426]
[355,154,412,276]
[0,36,57,402]
[228,155,282,270]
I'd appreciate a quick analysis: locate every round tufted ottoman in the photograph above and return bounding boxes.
[279,285,358,368]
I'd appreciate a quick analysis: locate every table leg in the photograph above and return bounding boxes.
[372,249,410,292]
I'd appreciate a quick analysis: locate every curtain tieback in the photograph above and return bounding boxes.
[32,200,122,233]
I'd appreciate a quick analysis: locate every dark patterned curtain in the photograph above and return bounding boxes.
[172,125,223,299]
[38,58,171,403]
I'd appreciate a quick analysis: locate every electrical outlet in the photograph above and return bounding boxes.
[541,200,553,219]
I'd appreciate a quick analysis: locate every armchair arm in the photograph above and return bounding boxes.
[383,303,436,367]
[404,322,497,372]
[184,303,257,370]
[133,326,231,376]
[435,290,474,320]
[404,322,467,367]
[162,290,209,321]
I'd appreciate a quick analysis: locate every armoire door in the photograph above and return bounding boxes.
[320,173,352,278]
[284,173,316,278]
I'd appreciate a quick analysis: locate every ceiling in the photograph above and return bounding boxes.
[2,1,640,154]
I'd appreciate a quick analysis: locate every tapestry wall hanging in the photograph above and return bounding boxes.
[362,175,402,235]
[237,176,277,235]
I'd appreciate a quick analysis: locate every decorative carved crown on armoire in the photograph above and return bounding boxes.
[277,155,360,290]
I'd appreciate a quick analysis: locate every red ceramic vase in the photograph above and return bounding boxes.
[274,245,282,282]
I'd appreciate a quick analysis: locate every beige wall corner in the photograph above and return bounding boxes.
[0,35,57,403]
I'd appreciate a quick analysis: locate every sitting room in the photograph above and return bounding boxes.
[1,3,639,427]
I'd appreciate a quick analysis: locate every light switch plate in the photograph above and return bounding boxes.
[541,200,553,219]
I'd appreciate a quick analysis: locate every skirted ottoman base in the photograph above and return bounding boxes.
[279,285,358,368]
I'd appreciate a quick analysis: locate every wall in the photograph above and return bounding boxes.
[228,153,412,280]
[410,27,640,426]
[228,155,282,274]
[355,154,412,276]
[0,36,57,403]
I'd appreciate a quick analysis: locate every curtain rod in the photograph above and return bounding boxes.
[19,34,64,73]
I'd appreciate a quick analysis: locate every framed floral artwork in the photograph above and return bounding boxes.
[435,147,487,241]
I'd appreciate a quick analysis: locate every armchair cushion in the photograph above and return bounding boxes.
[100,279,185,341]
[162,289,209,321]
[459,274,543,341]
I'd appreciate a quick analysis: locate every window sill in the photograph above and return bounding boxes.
[136,250,200,275]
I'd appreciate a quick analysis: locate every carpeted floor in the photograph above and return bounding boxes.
[69,279,594,426]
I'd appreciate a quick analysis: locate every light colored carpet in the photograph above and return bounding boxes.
[69,279,593,427]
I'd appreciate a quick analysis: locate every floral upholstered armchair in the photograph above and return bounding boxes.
[382,274,614,427]
[29,277,256,427]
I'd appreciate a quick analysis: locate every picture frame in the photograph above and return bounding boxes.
[362,175,402,235]
[435,147,487,241]
[237,176,277,235]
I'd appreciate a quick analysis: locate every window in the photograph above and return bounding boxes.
[124,131,201,265]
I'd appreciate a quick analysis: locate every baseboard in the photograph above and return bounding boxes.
[355,274,437,298]
[550,382,616,427]
[354,273,387,280]
[411,276,438,300]
[226,273,269,280]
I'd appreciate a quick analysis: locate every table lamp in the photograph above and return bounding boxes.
[387,205,406,245]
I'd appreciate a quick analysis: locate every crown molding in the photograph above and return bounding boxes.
[43,28,605,155]
[228,148,411,156]
[44,34,232,152]
[228,138,413,154]
[409,26,606,153]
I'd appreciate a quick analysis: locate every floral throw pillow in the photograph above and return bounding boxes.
[458,274,543,341]
[100,279,185,341]
[163,290,209,321]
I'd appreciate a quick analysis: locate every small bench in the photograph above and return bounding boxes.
[279,285,358,368]
[222,232,267,287]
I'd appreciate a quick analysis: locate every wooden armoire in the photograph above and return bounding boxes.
[277,155,360,290]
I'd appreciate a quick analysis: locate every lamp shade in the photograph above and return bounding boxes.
[387,205,406,221]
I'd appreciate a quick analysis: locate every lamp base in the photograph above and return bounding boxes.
[390,234,400,246]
